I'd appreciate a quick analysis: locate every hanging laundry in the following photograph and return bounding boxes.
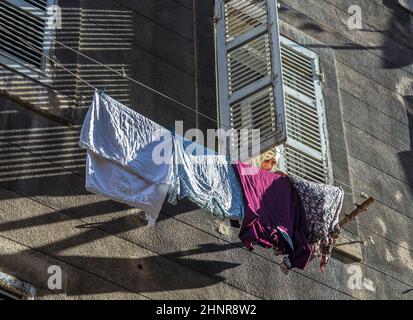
[167,135,244,221]
[79,91,174,224]
[288,176,344,272]
[232,161,311,270]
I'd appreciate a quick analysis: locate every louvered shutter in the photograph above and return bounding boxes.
[277,37,332,184]
[25,0,48,11]
[0,0,50,71]
[215,0,286,157]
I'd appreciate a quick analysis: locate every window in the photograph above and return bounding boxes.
[215,0,286,155]
[0,270,36,300]
[0,0,55,78]
[247,38,332,184]
[215,0,332,184]
[277,37,332,184]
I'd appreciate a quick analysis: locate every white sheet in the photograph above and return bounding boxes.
[79,92,174,223]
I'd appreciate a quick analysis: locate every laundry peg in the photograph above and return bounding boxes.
[360,192,369,199]
[339,197,375,228]
[97,86,107,95]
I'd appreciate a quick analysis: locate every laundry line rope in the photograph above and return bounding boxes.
[0,26,369,198]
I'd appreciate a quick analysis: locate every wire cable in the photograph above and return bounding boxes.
[0,25,369,196]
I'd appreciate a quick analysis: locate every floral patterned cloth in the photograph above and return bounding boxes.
[288,176,344,272]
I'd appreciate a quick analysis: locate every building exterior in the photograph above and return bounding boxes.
[0,0,412,300]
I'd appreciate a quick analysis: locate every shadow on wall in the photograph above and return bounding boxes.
[0,134,235,295]
[0,101,231,298]
[53,6,134,108]
[279,2,413,68]
[0,0,239,299]
[278,5,385,51]
[381,0,413,69]
[0,94,200,231]
[0,137,239,295]
[0,112,200,216]
[0,7,133,115]
[0,124,86,185]
[0,241,240,297]
[399,95,413,195]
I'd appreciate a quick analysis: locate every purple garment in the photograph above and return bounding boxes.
[233,161,311,270]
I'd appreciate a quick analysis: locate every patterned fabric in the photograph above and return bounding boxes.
[289,176,344,272]
[167,135,245,220]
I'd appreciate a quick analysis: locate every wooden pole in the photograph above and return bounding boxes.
[339,197,375,228]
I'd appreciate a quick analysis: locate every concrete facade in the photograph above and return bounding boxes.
[0,0,412,299]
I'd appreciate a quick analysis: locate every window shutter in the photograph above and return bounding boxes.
[25,0,48,11]
[277,37,332,184]
[215,0,286,157]
[0,0,50,71]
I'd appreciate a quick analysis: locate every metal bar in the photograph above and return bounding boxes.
[339,197,375,228]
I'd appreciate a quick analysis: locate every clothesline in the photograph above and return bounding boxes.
[79,92,348,274]
[0,25,369,198]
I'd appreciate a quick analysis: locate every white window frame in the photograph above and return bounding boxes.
[214,0,286,157]
[214,2,333,184]
[0,0,57,83]
[277,36,333,184]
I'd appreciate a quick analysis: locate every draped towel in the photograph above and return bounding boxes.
[79,91,174,224]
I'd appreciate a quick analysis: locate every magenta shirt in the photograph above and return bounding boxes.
[233,161,311,270]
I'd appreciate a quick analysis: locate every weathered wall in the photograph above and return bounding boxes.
[0,0,411,299]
